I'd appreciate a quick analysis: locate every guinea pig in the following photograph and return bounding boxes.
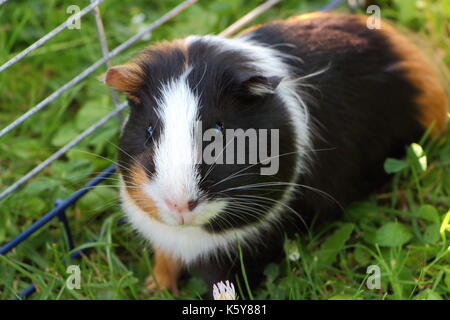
[103,12,448,295]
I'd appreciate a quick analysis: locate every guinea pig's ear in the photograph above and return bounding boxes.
[100,64,143,93]
[240,75,282,96]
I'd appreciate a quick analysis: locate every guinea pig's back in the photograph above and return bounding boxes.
[243,13,448,223]
[245,12,448,135]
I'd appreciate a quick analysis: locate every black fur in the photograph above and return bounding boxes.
[186,39,298,232]
[195,15,426,291]
[247,14,424,225]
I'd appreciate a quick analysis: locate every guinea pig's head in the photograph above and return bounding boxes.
[105,36,303,234]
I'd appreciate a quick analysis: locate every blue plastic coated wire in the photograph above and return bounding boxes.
[0,164,116,255]
[14,241,96,299]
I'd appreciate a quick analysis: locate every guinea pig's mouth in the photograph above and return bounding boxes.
[128,189,225,227]
[143,186,226,227]
[121,164,225,227]
[163,201,223,226]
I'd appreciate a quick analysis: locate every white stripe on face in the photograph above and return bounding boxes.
[149,68,201,222]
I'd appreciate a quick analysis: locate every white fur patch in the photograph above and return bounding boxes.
[121,186,283,264]
[150,68,201,225]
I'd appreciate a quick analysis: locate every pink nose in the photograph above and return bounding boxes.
[165,199,198,213]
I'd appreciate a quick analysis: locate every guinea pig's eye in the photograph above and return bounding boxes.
[214,121,225,133]
[146,126,154,137]
[145,126,154,144]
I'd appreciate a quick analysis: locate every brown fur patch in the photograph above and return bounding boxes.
[238,12,337,37]
[377,20,448,136]
[101,64,143,103]
[297,13,449,135]
[298,13,448,135]
[141,39,189,63]
[125,164,160,221]
[238,12,336,36]
[102,40,188,103]
[132,39,189,78]
[103,64,143,92]
[292,11,336,21]
[148,248,182,295]
[240,12,448,136]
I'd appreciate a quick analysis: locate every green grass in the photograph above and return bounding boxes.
[0,0,449,300]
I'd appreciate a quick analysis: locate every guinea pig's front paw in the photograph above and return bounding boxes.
[144,248,182,296]
[145,274,179,296]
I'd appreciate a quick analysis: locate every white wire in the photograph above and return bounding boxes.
[0,0,198,139]
[0,0,105,73]
[0,102,128,201]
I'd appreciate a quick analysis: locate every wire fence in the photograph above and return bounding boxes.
[0,0,348,299]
